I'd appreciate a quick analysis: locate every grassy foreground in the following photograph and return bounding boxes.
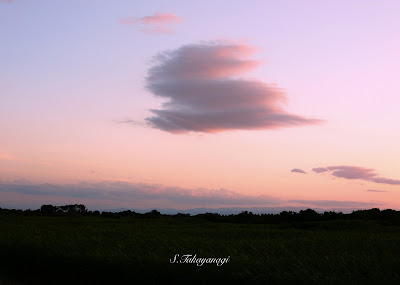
[1,215,400,284]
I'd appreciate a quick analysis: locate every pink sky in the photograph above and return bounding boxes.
[0,0,399,211]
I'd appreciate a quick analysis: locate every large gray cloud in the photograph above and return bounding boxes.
[144,42,322,133]
[312,166,400,186]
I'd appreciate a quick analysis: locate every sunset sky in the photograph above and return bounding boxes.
[1,0,399,211]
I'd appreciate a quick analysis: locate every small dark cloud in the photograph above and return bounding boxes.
[367,190,388,193]
[313,166,400,186]
[291,168,307,174]
[145,42,323,133]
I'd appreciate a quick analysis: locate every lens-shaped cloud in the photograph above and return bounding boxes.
[291,168,307,174]
[313,166,400,186]
[145,42,323,133]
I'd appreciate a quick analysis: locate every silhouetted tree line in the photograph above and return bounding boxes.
[0,205,400,224]
[40,204,88,215]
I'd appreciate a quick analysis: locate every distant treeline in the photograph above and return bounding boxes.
[1,204,400,224]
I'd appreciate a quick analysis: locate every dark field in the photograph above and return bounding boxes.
[1,215,400,284]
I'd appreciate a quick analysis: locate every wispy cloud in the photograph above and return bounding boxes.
[367,189,388,193]
[312,166,400,186]
[0,154,16,161]
[139,13,181,25]
[114,119,146,126]
[289,199,382,208]
[120,12,182,34]
[144,41,322,133]
[291,168,307,174]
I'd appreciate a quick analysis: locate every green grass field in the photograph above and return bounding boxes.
[1,215,400,284]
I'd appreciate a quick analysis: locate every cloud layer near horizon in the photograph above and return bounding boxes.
[0,180,381,210]
[145,42,322,133]
[120,13,181,34]
[312,166,400,186]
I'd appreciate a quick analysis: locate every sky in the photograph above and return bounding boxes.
[1,0,399,211]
